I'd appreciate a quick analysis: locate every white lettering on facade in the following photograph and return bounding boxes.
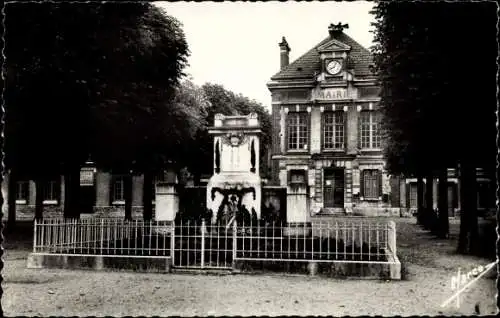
[313,88,348,100]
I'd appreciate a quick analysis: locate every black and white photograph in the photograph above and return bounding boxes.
[0,0,498,316]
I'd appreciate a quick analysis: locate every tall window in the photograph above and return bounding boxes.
[323,111,345,149]
[362,169,381,199]
[112,176,125,202]
[16,181,29,203]
[287,112,308,150]
[359,111,381,149]
[43,179,60,202]
[409,183,418,208]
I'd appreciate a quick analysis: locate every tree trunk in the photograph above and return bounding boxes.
[416,174,425,225]
[7,170,17,228]
[457,162,478,254]
[467,166,479,254]
[143,171,153,221]
[63,172,72,219]
[458,163,467,253]
[71,168,82,218]
[424,173,434,230]
[64,167,81,219]
[437,168,449,238]
[124,174,133,221]
[34,177,44,220]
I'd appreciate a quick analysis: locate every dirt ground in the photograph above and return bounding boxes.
[1,217,497,316]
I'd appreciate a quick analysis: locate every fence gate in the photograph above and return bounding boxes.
[172,219,234,269]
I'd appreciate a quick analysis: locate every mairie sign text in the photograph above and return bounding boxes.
[312,88,349,100]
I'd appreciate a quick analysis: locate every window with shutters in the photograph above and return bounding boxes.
[407,181,426,208]
[287,112,309,151]
[359,111,381,149]
[361,169,381,199]
[409,183,418,208]
[16,180,29,204]
[43,178,60,204]
[111,175,125,203]
[323,111,345,150]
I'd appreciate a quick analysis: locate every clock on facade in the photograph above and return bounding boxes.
[326,60,342,75]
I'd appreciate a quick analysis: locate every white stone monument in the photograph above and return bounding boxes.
[206,113,262,225]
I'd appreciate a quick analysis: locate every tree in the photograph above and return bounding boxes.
[142,79,209,219]
[372,2,451,229]
[371,2,497,251]
[84,4,194,221]
[4,3,102,220]
[190,83,272,181]
[232,93,273,178]
[3,3,193,221]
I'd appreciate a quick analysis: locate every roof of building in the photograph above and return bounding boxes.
[270,31,374,81]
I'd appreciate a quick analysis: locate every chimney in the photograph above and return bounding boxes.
[328,22,349,37]
[279,36,291,70]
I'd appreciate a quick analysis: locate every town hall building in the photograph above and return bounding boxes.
[267,23,399,216]
[267,23,495,218]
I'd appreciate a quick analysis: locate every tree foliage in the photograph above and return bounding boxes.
[371,1,497,251]
[372,1,497,175]
[187,83,272,180]
[4,2,195,174]
[3,2,197,219]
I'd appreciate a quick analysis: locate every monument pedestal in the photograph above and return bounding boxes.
[284,184,311,237]
[154,182,178,234]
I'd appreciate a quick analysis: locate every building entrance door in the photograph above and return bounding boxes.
[79,186,96,214]
[324,168,344,208]
[79,168,96,214]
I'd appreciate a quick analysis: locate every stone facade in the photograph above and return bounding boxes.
[1,167,169,221]
[267,25,397,217]
[399,168,496,217]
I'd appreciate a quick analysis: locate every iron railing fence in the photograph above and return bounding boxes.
[33,218,172,258]
[33,218,397,266]
[234,220,395,263]
[172,220,233,269]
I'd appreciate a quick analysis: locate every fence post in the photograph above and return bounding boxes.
[201,219,206,268]
[232,220,237,269]
[100,219,104,254]
[33,219,37,253]
[388,221,396,257]
[170,221,175,264]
